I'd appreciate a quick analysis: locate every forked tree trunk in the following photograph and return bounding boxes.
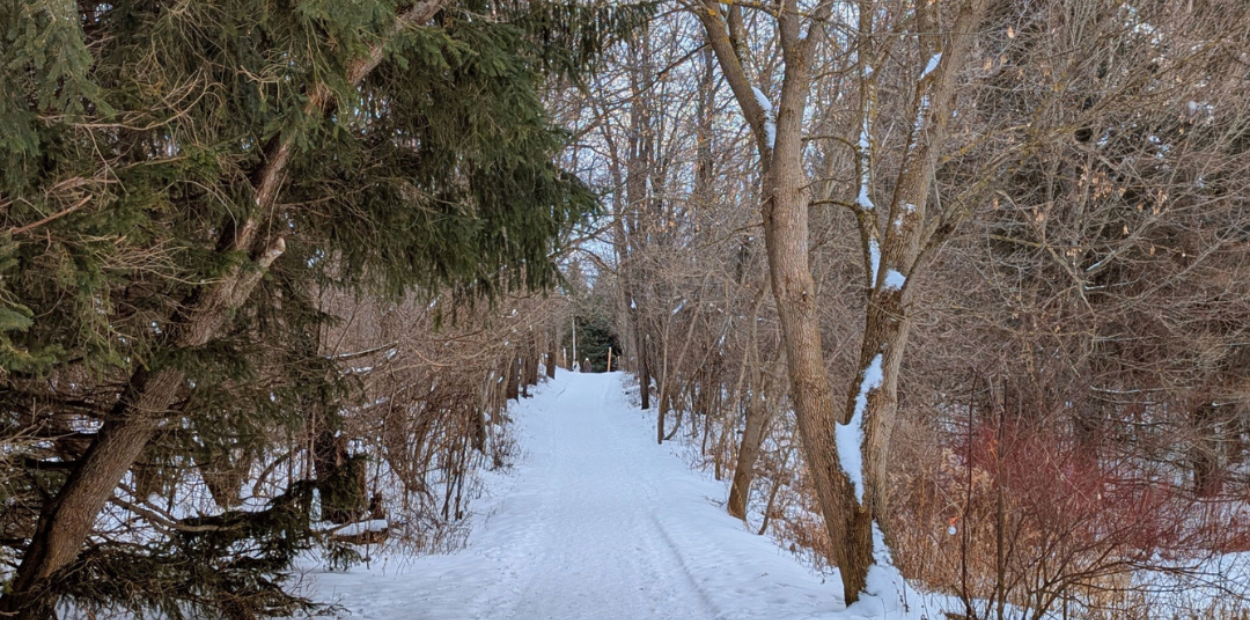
[765,157,875,597]
[695,0,873,598]
[696,0,986,603]
[849,0,987,529]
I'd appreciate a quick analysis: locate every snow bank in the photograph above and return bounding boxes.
[293,371,959,619]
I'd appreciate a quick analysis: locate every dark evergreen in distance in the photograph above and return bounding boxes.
[0,1,648,618]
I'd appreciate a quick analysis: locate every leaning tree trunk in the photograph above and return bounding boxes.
[764,152,875,598]
[0,6,448,617]
[0,227,289,619]
[725,287,769,515]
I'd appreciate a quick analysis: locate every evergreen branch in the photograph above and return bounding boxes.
[8,196,92,235]
[242,0,453,261]
[8,172,113,234]
[107,496,232,534]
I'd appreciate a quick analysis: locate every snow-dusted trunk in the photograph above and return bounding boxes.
[698,0,987,603]
[695,0,877,600]
[766,170,874,597]
[848,0,987,525]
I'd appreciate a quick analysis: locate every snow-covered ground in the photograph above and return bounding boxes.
[296,371,953,619]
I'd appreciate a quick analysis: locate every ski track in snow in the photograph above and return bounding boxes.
[298,371,945,619]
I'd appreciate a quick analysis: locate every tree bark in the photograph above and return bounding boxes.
[546,328,558,379]
[696,0,986,602]
[524,337,540,388]
[727,393,768,520]
[850,0,988,527]
[0,5,448,617]
[706,0,877,597]
[315,430,367,524]
[694,0,871,598]
[506,355,521,401]
[725,289,768,512]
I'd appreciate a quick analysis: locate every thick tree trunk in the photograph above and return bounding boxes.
[848,294,911,520]
[0,7,450,616]
[696,0,985,601]
[0,368,180,619]
[306,325,367,524]
[694,0,871,599]
[765,30,877,605]
[314,419,367,524]
[765,171,874,599]
[0,245,284,617]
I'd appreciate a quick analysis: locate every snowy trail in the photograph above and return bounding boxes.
[302,371,937,619]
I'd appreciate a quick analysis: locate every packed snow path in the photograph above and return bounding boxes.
[304,371,936,619]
